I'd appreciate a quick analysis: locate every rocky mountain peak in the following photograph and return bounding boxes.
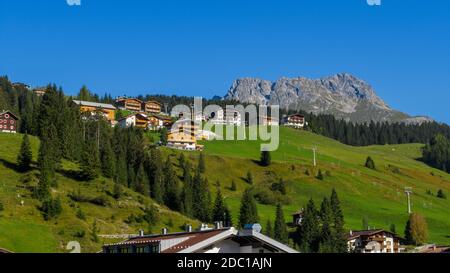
[224,73,429,123]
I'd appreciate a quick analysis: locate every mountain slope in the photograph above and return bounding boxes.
[225,73,432,123]
[0,133,198,253]
[198,126,450,244]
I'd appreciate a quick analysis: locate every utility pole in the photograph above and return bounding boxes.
[313,147,317,167]
[405,187,413,214]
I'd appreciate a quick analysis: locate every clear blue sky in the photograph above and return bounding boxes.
[1,0,449,123]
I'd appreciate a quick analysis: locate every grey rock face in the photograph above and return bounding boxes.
[224,73,430,123]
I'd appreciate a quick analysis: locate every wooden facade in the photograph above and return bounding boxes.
[144,101,162,114]
[72,100,116,122]
[0,111,18,133]
[115,98,143,112]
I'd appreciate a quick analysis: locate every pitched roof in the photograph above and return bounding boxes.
[72,100,116,110]
[347,229,399,240]
[0,110,18,120]
[104,227,299,253]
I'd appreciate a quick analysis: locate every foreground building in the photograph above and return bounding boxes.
[347,229,402,253]
[102,224,298,253]
[0,110,18,133]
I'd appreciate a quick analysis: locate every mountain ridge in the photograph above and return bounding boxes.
[224,73,433,124]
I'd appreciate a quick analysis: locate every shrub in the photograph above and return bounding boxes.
[365,156,376,170]
[437,189,447,199]
[230,180,237,191]
[405,213,428,245]
[90,195,110,207]
[76,208,86,220]
[40,197,63,220]
[316,169,324,180]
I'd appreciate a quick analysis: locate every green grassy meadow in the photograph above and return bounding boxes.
[197,126,450,244]
[1,126,450,252]
[0,133,198,253]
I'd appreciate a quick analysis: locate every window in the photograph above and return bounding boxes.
[4,114,9,119]
[10,120,14,124]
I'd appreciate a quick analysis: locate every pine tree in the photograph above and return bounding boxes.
[365,156,376,170]
[152,160,165,204]
[260,150,271,167]
[316,169,324,180]
[114,148,128,186]
[182,161,194,217]
[112,179,122,199]
[437,189,446,199]
[198,152,206,173]
[274,203,288,243]
[193,171,211,222]
[17,133,33,172]
[100,139,115,178]
[135,163,149,196]
[212,187,228,224]
[246,171,253,185]
[91,219,100,243]
[230,180,237,191]
[318,198,334,253]
[160,127,168,145]
[164,156,181,211]
[80,139,100,181]
[297,198,320,253]
[265,219,274,238]
[239,188,259,228]
[330,189,347,253]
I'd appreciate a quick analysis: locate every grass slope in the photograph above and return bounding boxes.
[0,133,198,253]
[195,127,450,244]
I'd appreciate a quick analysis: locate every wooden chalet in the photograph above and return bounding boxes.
[118,113,150,130]
[347,229,401,253]
[284,114,306,129]
[72,100,116,122]
[144,100,162,114]
[115,98,143,112]
[0,110,19,133]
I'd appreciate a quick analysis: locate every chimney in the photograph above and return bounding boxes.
[186,224,192,232]
[161,228,168,235]
[349,230,353,236]
[139,230,145,237]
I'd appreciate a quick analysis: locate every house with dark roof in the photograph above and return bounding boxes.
[102,223,298,254]
[0,110,19,133]
[72,100,117,122]
[347,229,402,253]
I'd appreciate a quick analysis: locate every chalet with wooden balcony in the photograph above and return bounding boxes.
[72,100,116,122]
[115,98,144,112]
[347,229,402,253]
[118,113,150,130]
[283,114,306,129]
[144,100,162,114]
[0,110,18,133]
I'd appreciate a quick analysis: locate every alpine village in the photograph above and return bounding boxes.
[1,76,450,254]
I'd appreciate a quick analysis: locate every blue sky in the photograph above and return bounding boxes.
[1,0,449,123]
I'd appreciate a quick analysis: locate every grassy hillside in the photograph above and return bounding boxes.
[196,127,450,244]
[0,133,198,253]
[2,126,450,252]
